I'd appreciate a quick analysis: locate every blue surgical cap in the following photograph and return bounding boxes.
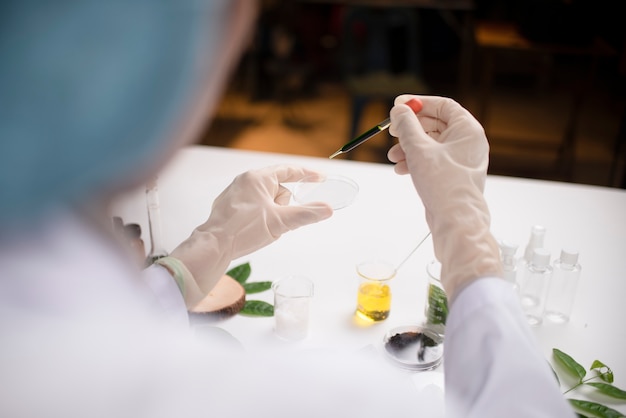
[0,0,231,223]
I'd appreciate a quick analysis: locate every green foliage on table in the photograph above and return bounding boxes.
[227,263,252,284]
[586,383,626,399]
[240,300,274,317]
[552,348,626,418]
[243,281,273,294]
[226,262,274,317]
[568,400,624,418]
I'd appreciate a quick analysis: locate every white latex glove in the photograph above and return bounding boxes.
[163,165,333,308]
[387,95,503,302]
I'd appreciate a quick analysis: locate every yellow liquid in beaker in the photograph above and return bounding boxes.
[356,282,391,321]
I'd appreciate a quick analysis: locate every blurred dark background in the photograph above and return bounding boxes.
[199,0,626,188]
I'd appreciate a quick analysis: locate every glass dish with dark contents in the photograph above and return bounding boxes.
[382,325,443,371]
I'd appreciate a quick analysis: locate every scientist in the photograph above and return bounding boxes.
[0,1,573,417]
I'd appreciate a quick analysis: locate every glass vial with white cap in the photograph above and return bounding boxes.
[499,240,519,290]
[517,225,546,285]
[544,249,581,323]
[519,248,552,326]
[523,225,547,264]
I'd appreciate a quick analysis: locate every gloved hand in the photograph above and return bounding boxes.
[387,95,503,302]
[165,165,333,308]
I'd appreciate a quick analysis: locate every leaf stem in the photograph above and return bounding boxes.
[563,373,612,395]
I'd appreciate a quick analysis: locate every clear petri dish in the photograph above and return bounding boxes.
[293,174,358,210]
[382,324,444,371]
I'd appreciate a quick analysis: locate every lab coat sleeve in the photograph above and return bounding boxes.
[444,278,576,418]
[141,264,190,329]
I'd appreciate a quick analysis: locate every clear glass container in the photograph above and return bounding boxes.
[383,324,444,371]
[272,276,314,341]
[519,248,552,326]
[424,260,447,336]
[355,260,395,322]
[499,240,519,290]
[293,174,359,210]
[544,248,581,324]
[523,225,546,264]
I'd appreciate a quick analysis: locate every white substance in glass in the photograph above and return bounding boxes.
[274,296,310,340]
[272,276,313,341]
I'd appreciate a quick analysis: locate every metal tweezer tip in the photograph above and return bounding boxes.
[329,149,342,159]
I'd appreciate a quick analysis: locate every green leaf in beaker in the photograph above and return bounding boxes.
[239,300,274,317]
[553,348,586,381]
[426,284,448,325]
[243,281,273,294]
[227,262,251,284]
[586,383,626,400]
[568,399,624,418]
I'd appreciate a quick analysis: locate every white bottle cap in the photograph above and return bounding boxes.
[559,248,579,265]
[499,240,518,255]
[531,225,546,236]
[532,248,551,268]
[524,225,546,261]
[529,226,546,246]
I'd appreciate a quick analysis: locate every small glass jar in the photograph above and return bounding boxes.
[424,260,448,336]
[272,276,314,341]
[355,260,396,322]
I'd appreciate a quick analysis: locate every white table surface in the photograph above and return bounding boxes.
[113,145,626,410]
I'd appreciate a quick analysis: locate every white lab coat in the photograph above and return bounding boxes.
[0,210,574,417]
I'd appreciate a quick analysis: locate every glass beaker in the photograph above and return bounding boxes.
[424,260,448,336]
[355,260,396,322]
[272,276,314,341]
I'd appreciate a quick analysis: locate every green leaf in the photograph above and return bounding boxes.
[243,281,273,294]
[568,399,624,418]
[554,348,587,381]
[227,262,251,284]
[239,300,274,317]
[600,371,614,384]
[591,360,614,384]
[592,360,608,369]
[586,383,626,400]
[426,284,448,325]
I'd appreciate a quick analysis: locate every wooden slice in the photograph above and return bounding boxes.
[189,275,246,321]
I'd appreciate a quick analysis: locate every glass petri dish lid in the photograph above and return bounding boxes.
[382,324,444,371]
[293,174,358,210]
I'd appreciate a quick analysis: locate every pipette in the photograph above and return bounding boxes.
[329,98,423,159]
[395,231,431,273]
